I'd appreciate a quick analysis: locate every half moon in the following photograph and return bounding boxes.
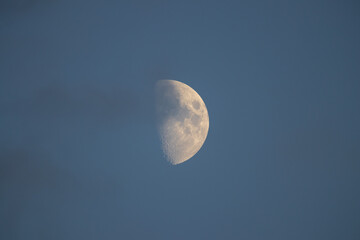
[155,80,209,165]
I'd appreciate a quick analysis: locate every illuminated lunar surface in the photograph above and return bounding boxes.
[156,80,209,165]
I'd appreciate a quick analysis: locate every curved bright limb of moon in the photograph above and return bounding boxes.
[155,80,209,165]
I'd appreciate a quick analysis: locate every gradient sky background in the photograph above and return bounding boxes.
[1,0,360,239]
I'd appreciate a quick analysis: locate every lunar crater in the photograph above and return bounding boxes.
[192,100,200,110]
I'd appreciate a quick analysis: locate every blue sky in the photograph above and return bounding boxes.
[1,0,360,239]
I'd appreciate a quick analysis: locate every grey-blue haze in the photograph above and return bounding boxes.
[0,0,359,239]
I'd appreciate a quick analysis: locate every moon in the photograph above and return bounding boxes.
[155,80,209,165]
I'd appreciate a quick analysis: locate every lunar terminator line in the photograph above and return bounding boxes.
[155,80,209,165]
